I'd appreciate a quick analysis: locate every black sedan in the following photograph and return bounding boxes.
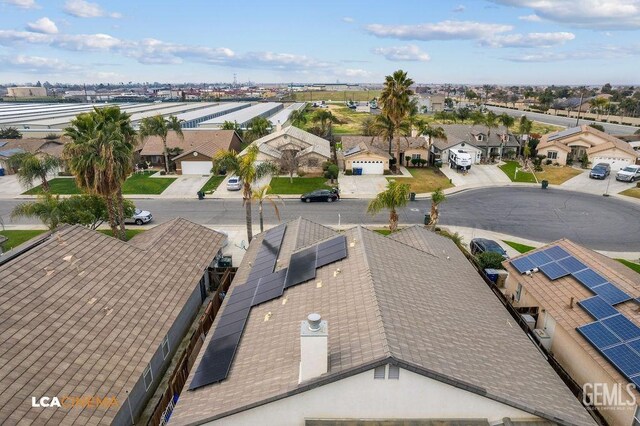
[300,189,339,203]
[589,163,611,179]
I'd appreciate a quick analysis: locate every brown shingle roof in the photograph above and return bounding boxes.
[538,125,638,158]
[0,138,66,158]
[341,135,429,153]
[170,221,593,425]
[138,129,241,158]
[0,219,225,425]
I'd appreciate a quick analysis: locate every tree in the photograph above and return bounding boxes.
[518,115,533,158]
[498,113,515,134]
[139,114,184,173]
[60,194,135,230]
[476,251,506,270]
[418,122,446,146]
[221,120,242,133]
[7,152,61,191]
[589,97,609,120]
[361,116,377,136]
[589,123,605,132]
[166,147,184,172]
[289,108,308,128]
[279,149,299,183]
[64,106,137,240]
[244,116,271,142]
[480,111,499,161]
[311,109,339,161]
[324,163,339,184]
[428,188,446,228]
[367,180,411,232]
[465,89,478,101]
[212,145,278,243]
[0,127,23,139]
[11,193,64,230]
[379,70,415,169]
[251,185,283,234]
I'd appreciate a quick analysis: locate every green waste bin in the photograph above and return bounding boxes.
[541,180,549,189]
[218,255,232,268]
[197,191,205,199]
[410,192,416,201]
[424,214,430,225]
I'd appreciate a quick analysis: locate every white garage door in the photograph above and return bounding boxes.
[591,157,630,170]
[181,161,212,175]
[352,160,384,174]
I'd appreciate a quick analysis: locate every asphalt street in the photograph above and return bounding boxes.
[485,105,639,134]
[2,187,639,251]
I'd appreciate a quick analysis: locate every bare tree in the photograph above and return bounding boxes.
[279,149,300,183]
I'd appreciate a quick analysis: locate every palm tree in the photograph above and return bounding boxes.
[373,113,395,155]
[418,122,447,147]
[518,115,533,157]
[590,97,609,121]
[379,70,414,169]
[251,185,283,233]
[428,188,446,228]
[367,180,411,232]
[221,120,242,131]
[244,116,271,142]
[6,152,61,191]
[289,109,308,128]
[212,145,278,243]
[361,116,376,136]
[138,114,184,173]
[483,111,499,162]
[11,193,63,230]
[311,109,339,162]
[497,113,515,158]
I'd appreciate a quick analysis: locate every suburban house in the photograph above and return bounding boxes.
[169,219,594,425]
[137,129,243,174]
[536,125,639,170]
[340,135,429,174]
[503,240,640,426]
[0,138,66,173]
[0,219,227,425]
[613,133,640,152]
[431,124,520,164]
[241,125,331,174]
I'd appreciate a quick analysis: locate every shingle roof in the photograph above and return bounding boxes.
[0,138,66,158]
[342,140,392,159]
[170,221,593,425]
[139,129,241,158]
[242,126,331,160]
[432,125,519,150]
[538,125,638,158]
[341,136,429,153]
[0,219,226,425]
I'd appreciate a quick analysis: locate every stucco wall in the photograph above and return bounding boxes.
[537,147,569,165]
[175,152,213,174]
[297,152,326,174]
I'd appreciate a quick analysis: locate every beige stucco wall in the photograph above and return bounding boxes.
[345,152,389,171]
[206,367,542,426]
[297,152,326,174]
[404,148,429,163]
[589,148,637,167]
[537,146,569,165]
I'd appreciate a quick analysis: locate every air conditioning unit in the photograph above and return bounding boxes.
[534,329,552,351]
[495,270,509,288]
[521,314,536,331]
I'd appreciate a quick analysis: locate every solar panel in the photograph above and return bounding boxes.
[573,268,608,289]
[316,236,347,268]
[510,257,536,274]
[547,126,581,142]
[557,256,587,274]
[592,282,632,305]
[627,338,640,354]
[538,261,570,280]
[189,332,242,389]
[541,246,571,261]
[602,315,640,341]
[252,269,287,306]
[527,251,554,267]
[577,321,622,349]
[578,296,619,320]
[285,246,317,288]
[603,344,640,377]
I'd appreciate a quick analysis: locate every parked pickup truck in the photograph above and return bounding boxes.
[615,165,640,182]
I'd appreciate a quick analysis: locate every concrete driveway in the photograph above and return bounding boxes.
[561,170,634,195]
[213,174,271,199]
[0,175,25,198]
[159,174,212,198]
[338,173,389,198]
[440,164,511,187]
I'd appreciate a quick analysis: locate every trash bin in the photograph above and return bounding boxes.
[541,180,549,189]
[0,168,4,176]
[197,191,205,200]
[410,192,416,201]
[423,214,431,225]
[218,255,233,268]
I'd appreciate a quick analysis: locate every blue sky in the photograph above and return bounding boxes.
[1,0,639,85]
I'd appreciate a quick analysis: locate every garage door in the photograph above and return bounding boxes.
[591,157,630,171]
[352,160,384,174]
[181,161,212,175]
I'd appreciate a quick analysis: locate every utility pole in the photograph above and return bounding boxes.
[575,90,584,127]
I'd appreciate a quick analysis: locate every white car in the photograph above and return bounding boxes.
[226,176,243,191]
[124,208,153,225]
[615,165,640,182]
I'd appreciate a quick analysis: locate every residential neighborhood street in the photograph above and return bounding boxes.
[3,187,639,251]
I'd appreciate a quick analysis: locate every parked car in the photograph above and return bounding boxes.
[589,163,611,179]
[124,208,153,225]
[470,238,508,259]
[616,165,640,182]
[300,189,339,203]
[226,176,243,191]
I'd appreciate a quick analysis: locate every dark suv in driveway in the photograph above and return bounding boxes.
[589,163,611,179]
[470,238,508,259]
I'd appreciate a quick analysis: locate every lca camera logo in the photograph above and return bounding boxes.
[31,396,118,409]
[583,383,637,409]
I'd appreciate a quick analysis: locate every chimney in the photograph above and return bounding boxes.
[299,313,328,383]
[411,127,418,138]
[276,120,282,132]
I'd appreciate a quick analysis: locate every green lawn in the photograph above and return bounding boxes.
[503,240,535,254]
[617,259,640,274]
[268,177,333,194]
[499,161,537,183]
[23,178,80,195]
[200,175,226,193]
[389,167,453,193]
[0,229,47,250]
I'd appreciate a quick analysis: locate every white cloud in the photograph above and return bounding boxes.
[502,44,640,61]
[365,20,513,40]
[490,0,640,29]
[339,68,372,78]
[342,17,354,23]
[453,4,465,12]
[481,32,575,48]
[2,0,38,9]
[64,0,121,18]
[518,14,542,22]
[26,17,58,34]
[0,55,80,72]
[372,45,431,61]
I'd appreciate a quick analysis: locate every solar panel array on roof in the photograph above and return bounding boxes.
[343,145,362,156]
[578,296,618,320]
[547,126,581,142]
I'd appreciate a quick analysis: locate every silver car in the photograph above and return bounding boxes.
[616,165,640,182]
[124,208,152,225]
[226,176,243,191]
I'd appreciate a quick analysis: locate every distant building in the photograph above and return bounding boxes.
[6,86,47,98]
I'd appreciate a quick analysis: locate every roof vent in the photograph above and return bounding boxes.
[308,313,321,331]
[299,313,328,383]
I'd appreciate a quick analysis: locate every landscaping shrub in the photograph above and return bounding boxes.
[580,153,590,169]
[297,169,307,177]
[344,169,353,176]
[476,252,506,270]
[324,164,339,183]
[545,159,553,165]
[419,159,427,167]
[411,158,419,167]
[566,154,574,166]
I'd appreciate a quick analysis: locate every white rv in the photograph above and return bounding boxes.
[449,150,472,171]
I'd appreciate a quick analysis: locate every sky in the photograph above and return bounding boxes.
[0,0,639,85]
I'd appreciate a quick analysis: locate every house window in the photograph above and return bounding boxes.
[476,134,484,142]
[162,335,170,360]
[374,365,386,379]
[307,158,318,167]
[547,151,558,160]
[388,365,400,379]
[515,283,523,302]
[411,154,421,160]
[143,365,153,391]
